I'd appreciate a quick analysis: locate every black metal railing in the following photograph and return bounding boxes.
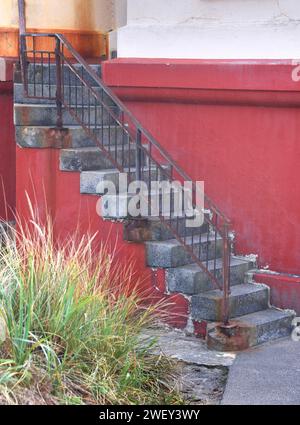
[18,2,232,325]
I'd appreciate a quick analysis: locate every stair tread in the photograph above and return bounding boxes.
[14,103,115,108]
[14,82,102,87]
[16,125,122,129]
[195,283,267,300]
[62,146,134,153]
[146,233,222,247]
[82,164,169,174]
[235,307,294,325]
[167,256,253,273]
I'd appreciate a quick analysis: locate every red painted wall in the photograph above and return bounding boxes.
[0,81,15,220]
[254,271,300,315]
[103,59,300,277]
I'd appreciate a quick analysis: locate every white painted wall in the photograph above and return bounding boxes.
[116,0,300,59]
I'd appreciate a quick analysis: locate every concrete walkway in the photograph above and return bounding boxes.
[222,337,300,405]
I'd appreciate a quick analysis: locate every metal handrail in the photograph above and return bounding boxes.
[17,2,232,325]
[22,32,231,226]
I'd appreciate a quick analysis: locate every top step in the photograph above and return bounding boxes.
[14,63,102,86]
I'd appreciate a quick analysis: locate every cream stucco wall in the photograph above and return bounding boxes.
[117,0,300,59]
[0,0,114,32]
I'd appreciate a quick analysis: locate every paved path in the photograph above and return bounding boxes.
[222,337,300,405]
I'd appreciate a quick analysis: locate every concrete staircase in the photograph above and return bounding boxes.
[14,64,295,351]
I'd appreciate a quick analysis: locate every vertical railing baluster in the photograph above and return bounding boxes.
[148,145,152,207]
[214,214,218,279]
[198,226,202,261]
[48,52,51,98]
[94,96,97,136]
[206,222,210,269]
[33,38,36,97]
[19,38,28,95]
[75,72,78,116]
[18,0,28,94]
[81,68,84,124]
[101,89,104,144]
[156,165,160,219]
[88,89,91,131]
[135,129,142,181]
[68,65,71,109]
[121,112,125,168]
[55,37,63,128]
[61,44,65,104]
[108,112,111,153]
[114,115,118,160]
[41,52,44,97]
[222,222,231,326]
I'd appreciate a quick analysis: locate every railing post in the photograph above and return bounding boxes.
[222,222,231,326]
[55,37,63,128]
[18,0,26,35]
[135,129,142,181]
[18,0,28,93]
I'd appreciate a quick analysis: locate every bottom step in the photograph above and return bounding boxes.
[207,308,295,351]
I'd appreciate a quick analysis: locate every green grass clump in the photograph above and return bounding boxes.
[0,206,181,405]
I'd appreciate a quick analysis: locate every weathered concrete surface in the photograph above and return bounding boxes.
[146,234,223,268]
[16,127,72,149]
[101,188,187,219]
[176,363,229,405]
[142,328,236,367]
[142,328,234,405]
[80,165,168,195]
[167,256,253,295]
[124,217,208,242]
[16,125,125,148]
[60,145,143,172]
[14,104,117,126]
[207,308,294,352]
[222,337,300,405]
[192,283,269,321]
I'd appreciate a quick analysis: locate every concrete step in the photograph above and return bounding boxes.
[16,126,128,149]
[234,308,294,345]
[14,63,102,86]
[100,186,196,221]
[146,233,223,268]
[123,217,209,242]
[191,283,269,322]
[80,166,170,195]
[14,104,118,127]
[167,256,255,295]
[207,308,295,350]
[14,83,115,107]
[60,145,146,172]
